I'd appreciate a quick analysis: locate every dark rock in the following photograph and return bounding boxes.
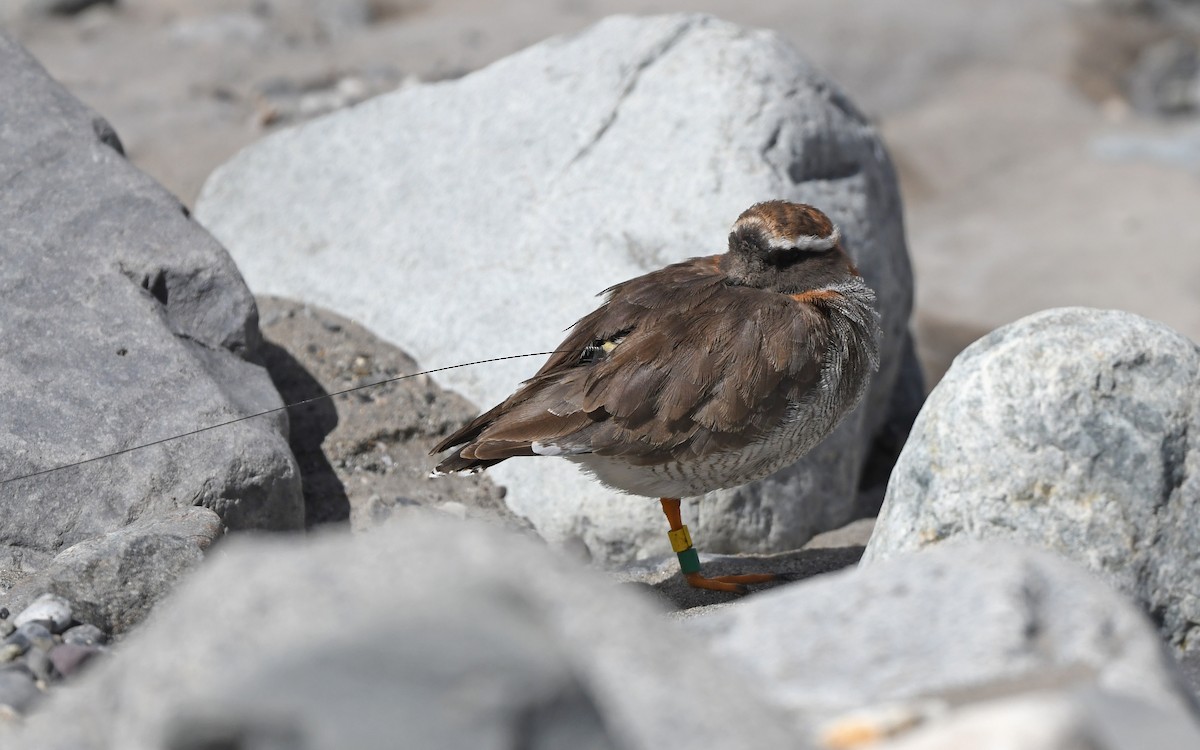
[0,30,302,633]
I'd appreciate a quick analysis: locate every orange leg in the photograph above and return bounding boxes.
[659,498,776,594]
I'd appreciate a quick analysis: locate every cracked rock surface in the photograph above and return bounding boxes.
[864,307,1200,659]
[0,32,302,633]
[195,13,918,566]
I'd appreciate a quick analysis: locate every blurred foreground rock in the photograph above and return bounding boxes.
[684,542,1200,748]
[10,522,1200,749]
[196,12,919,565]
[0,33,302,633]
[865,308,1200,657]
[13,519,802,750]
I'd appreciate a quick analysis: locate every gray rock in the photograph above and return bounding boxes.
[14,623,53,652]
[196,13,916,565]
[14,594,72,634]
[21,648,52,685]
[682,541,1198,735]
[61,625,106,648]
[0,33,302,631]
[5,508,223,635]
[863,308,1200,654]
[0,669,38,712]
[14,519,802,750]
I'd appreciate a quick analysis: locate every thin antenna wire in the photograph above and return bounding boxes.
[0,350,567,486]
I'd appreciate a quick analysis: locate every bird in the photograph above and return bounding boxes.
[431,200,881,593]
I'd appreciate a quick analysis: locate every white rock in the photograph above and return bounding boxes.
[196,13,915,563]
[864,308,1200,655]
[13,593,72,633]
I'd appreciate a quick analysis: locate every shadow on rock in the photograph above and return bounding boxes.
[636,546,865,612]
[257,339,350,527]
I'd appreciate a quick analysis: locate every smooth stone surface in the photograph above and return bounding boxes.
[48,644,100,679]
[14,594,72,634]
[0,32,302,629]
[682,541,1198,734]
[62,625,106,648]
[0,669,38,712]
[196,13,917,564]
[863,308,1200,654]
[14,519,803,750]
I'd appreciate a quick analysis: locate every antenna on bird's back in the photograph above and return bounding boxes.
[0,350,567,487]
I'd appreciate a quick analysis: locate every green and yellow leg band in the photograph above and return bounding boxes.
[668,525,701,575]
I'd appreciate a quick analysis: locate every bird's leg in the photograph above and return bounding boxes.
[659,498,776,594]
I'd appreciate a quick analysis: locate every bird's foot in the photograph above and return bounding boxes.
[683,571,777,595]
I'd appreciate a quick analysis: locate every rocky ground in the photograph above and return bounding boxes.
[2,1,1200,748]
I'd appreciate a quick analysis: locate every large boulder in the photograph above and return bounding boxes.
[13,518,801,750]
[682,541,1200,744]
[0,33,303,631]
[195,13,916,564]
[863,308,1200,655]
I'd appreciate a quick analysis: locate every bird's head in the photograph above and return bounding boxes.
[723,201,856,289]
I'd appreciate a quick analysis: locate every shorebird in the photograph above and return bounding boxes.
[432,201,880,593]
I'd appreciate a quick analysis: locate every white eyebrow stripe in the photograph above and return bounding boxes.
[764,226,840,251]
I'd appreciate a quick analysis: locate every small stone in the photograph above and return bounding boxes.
[0,644,23,663]
[0,607,9,620]
[14,623,54,651]
[48,643,100,678]
[62,623,107,647]
[14,593,73,634]
[20,648,52,685]
[0,669,38,712]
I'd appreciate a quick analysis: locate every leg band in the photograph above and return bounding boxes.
[676,547,701,575]
[667,525,693,553]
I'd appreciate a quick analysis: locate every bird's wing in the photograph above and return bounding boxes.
[432,255,832,468]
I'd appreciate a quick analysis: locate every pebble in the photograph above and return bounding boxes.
[0,669,38,712]
[62,623,107,647]
[14,593,73,634]
[21,649,52,685]
[0,594,110,718]
[48,644,100,678]
[15,622,54,651]
[1,632,31,660]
